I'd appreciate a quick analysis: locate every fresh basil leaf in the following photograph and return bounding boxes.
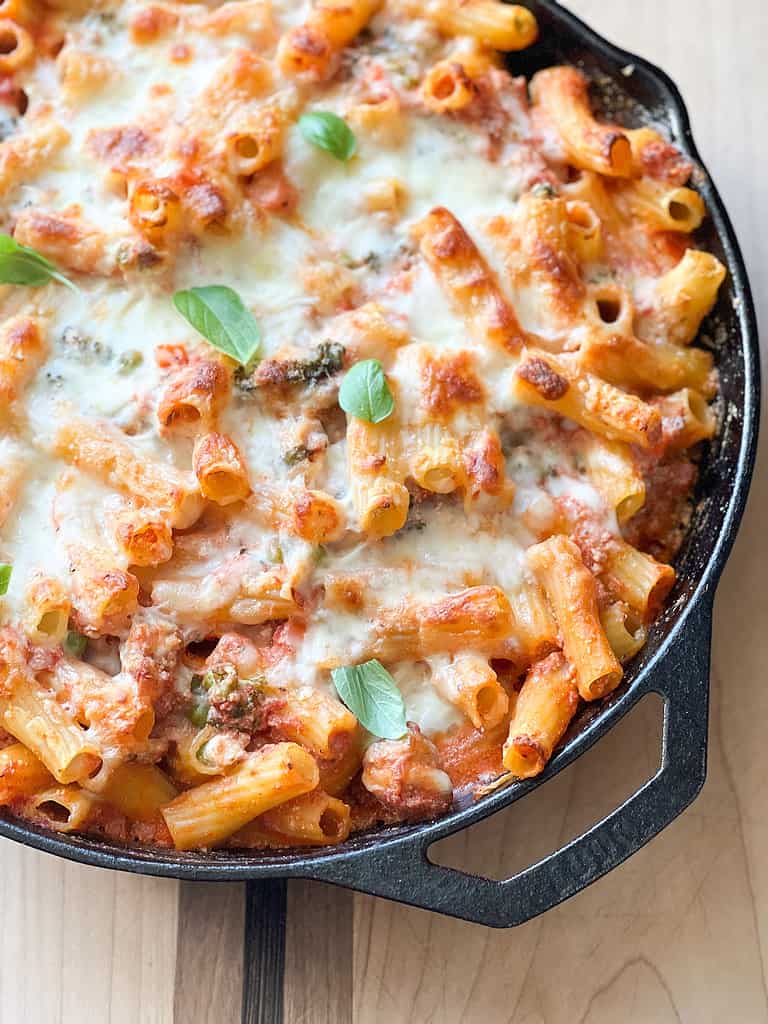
[299,111,357,162]
[64,630,87,657]
[0,234,77,291]
[331,659,407,740]
[0,564,11,596]
[173,285,262,367]
[338,359,394,423]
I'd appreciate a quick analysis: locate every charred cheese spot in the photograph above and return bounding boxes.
[420,350,484,417]
[88,125,157,168]
[517,357,570,400]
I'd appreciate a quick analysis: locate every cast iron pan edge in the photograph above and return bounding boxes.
[0,0,759,939]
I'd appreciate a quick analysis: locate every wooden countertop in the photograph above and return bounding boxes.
[3,2,766,1020]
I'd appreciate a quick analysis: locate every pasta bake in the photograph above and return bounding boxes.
[0,0,724,850]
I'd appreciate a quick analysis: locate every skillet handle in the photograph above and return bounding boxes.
[309,597,712,927]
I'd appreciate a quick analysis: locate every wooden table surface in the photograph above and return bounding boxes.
[4,2,766,1021]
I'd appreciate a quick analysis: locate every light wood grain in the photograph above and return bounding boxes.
[0,842,178,1024]
[174,883,243,1023]
[1,2,765,1021]
[285,881,353,1024]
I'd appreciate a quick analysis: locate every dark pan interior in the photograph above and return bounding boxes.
[0,0,758,879]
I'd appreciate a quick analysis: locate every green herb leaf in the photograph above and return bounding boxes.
[331,659,407,740]
[188,672,212,726]
[283,445,311,466]
[0,564,11,596]
[0,235,77,291]
[188,701,210,729]
[173,285,261,367]
[338,359,394,424]
[64,630,87,657]
[203,664,238,700]
[531,182,557,199]
[117,349,144,374]
[299,111,357,162]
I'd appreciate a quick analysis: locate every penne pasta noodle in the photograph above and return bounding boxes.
[345,411,409,538]
[259,789,351,846]
[586,281,635,338]
[193,432,251,505]
[433,653,509,731]
[0,121,70,197]
[650,249,727,346]
[225,96,293,176]
[13,207,117,277]
[503,652,579,778]
[653,388,717,450]
[0,19,33,72]
[613,179,705,233]
[0,315,48,406]
[30,784,97,832]
[0,670,102,784]
[101,762,178,821]
[153,562,299,627]
[527,535,622,700]
[161,743,319,849]
[67,544,140,635]
[508,581,560,663]
[0,741,54,803]
[46,654,154,750]
[422,59,477,113]
[0,0,34,26]
[600,601,647,663]
[247,481,346,543]
[564,199,603,263]
[412,206,527,353]
[264,685,360,761]
[327,303,408,363]
[372,586,515,661]
[55,418,205,529]
[578,329,715,396]
[168,722,225,785]
[513,349,662,449]
[409,426,465,495]
[156,360,231,436]
[317,737,364,797]
[577,434,646,524]
[601,539,675,620]
[493,194,585,330]
[418,0,538,51]
[111,503,175,567]
[194,1,275,42]
[531,66,631,177]
[129,179,183,248]
[277,0,383,78]
[24,575,70,644]
[58,47,117,103]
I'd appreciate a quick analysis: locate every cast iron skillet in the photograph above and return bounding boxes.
[0,0,759,1016]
